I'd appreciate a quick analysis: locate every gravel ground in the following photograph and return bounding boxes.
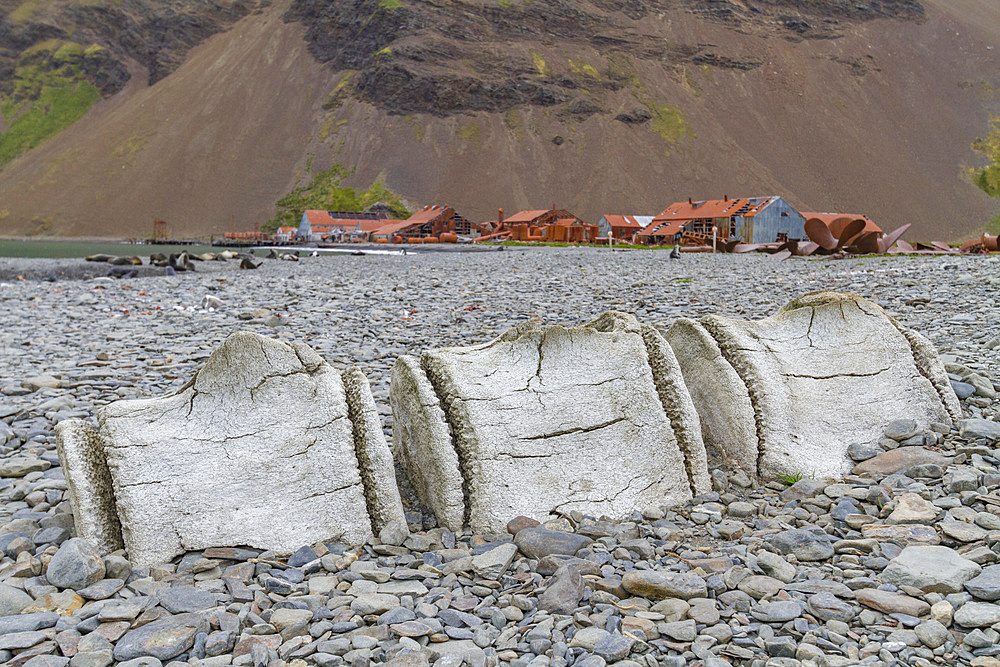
[0,248,999,667]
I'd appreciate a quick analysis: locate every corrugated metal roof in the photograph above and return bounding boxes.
[505,210,550,223]
[637,219,689,238]
[602,215,643,229]
[371,219,417,236]
[404,205,452,226]
[553,218,579,227]
[653,197,776,222]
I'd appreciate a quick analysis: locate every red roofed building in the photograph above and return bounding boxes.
[637,196,806,245]
[370,205,474,241]
[482,207,597,243]
[597,215,654,243]
[298,210,389,241]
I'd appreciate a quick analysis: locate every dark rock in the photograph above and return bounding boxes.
[513,527,592,559]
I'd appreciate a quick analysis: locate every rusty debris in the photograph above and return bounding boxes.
[693,217,997,259]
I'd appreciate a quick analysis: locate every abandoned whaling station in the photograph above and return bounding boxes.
[198,195,1000,256]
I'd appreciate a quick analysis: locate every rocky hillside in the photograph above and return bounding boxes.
[0,0,998,239]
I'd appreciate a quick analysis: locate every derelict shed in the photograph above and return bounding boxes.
[639,196,807,245]
[734,196,807,244]
[371,205,475,242]
[597,215,653,243]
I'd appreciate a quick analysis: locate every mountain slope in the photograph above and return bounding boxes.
[0,0,998,240]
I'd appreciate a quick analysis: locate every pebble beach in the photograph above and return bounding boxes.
[1,248,1000,667]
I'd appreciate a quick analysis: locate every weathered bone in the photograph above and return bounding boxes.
[391,311,709,534]
[665,291,961,480]
[56,332,403,567]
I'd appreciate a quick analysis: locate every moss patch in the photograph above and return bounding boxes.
[457,121,481,142]
[9,0,39,24]
[972,114,1000,198]
[984,211,1000,236]
[532,51,550,78]
[567,59,600,79]
[378,0,402,10]
[647,102,690,155]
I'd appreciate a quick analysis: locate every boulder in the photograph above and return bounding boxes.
[882,546,981,594]
[57,332,404,567]
[665,291,961,480]
[391,312,709,533]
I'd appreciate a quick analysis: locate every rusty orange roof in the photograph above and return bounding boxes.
[310,219,388,233]
[371,219,417,236]
[277,226,297,234]
[505,210,550,223]
[405,205,452,225]
[800,212,882,235]
[552,218,579,227]
[602,215,643,229]
[637,219,689,238]
[653,197,778,223]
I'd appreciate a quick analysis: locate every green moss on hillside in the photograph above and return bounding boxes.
[972,114,1000,198]
[264,163,410,232]
[0,41,101,168]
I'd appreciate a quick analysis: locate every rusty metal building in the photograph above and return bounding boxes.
[639,196,807,245]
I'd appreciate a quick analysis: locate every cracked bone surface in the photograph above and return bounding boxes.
[56,331,404,567]
[666,291,962,481]
[391,311,709,534]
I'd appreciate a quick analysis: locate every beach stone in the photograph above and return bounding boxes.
[45,539,105,591]
[882,546,981,593]
[0,458,51,477]
[737,575,783,599]
[538,565,585,614]
[847,442,882,461]
[751,601,803,623]
[378,521,409,547]
[966,565,1000,601]
[269,608,313,632]
[0,630,47,650]
[514,528,592,559]
[955,602,1000,628]
[930,600,954,626]
[915,619,950,648]
[59,333,404,567]
[471,543,517,580]
[756,551,795,583]
[622,570,707,600]
[767,528,834,561]
[112,613,209,661]
[960,419,1000,442]
[659,619,696,642]
[852,447,952,476]
[885,420,920,441]
[594,633,634,661]
[807,592,855,622]
[351,594,400,615]
[855,588,930,616]
[76,579,124,601]
[666,292,959,480]
[941,520,988,542]
[23,658,69,667]
[0,612,59,634]
[887,493,938,524]
[0,583,33,616]
[569,627,610,651]
[155,587,217,614]
[861,523,941,545]
[392,312,709,533]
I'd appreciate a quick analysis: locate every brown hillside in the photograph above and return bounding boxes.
[0,0,999,240]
